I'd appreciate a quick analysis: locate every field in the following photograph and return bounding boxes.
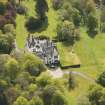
[74,28,105,78]
[16,0,105,104]
[57,42,81,67]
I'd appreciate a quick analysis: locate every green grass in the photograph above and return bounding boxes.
[21,0,36,17]
[58,27,105,79]
[16,0,59,48]
[16,15,28,48]
[57,42,81,67]
[73,28,105,78]
[66,75,92,105]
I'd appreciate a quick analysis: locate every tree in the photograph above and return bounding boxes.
[68,72,77,90]
[36,72,52,87]
[42,84,68,105]
[87,13,98,34]
[72,9,81,27]
[101,22,105,32]
[5,58,19,81]
[42,85,57,105]
[57,21,75,44]
[36,0,48,19]
[23,53,46,76]
[25,17,42,32]
[0,33,14,54]
[0,92,8,105]
[13,96,28,105]
[0,54,10,76]
[10,0,17,6]
[94,0,100,5]
[97,71,105,87]
[0,80,8,92]
[3,24,16,36]
[0,35,11,54]
[16,4,27,15]
[6,87,20,105]
[52,91,68,105]
[74,0,96,24]
[28,84,37,93]
[100,6,105,32]
[10,49,25,62]
[16,72,32,90]
[52,0,63,10]
[102,0,105,5]
[88,85,105,105]
[77,85,105,105]
[0,3,6,15]
[28,97,44,105]
[59,2,73,21]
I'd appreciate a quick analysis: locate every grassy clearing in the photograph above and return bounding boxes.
[21,0,36,17]
[16,0,59,48]
[68,75,92,105]
[59,28,105,79]
[73,28,105,78]
[57,42,81,67]
[16,15,28,48]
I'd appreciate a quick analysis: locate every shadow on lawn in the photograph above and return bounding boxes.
[62,36,80,47]
[63,39,75,46]
[87,30,97,38]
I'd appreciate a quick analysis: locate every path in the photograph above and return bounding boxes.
[48,68,96,84]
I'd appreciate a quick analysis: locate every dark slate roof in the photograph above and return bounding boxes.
[25,36,59,66]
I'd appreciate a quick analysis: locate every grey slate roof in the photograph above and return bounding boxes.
[25,35,59,67]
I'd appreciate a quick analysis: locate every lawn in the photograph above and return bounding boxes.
[16,0,59,48]
[62,74,93,105]
[58,27,105,79]
[73,28,105,78]
[16,15,28,48]
[57,42,81,67]
[69,75,93,105]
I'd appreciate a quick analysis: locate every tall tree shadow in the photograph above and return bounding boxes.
[87,30,97,38]
[25,16,48,33]
[63,38,75,47]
